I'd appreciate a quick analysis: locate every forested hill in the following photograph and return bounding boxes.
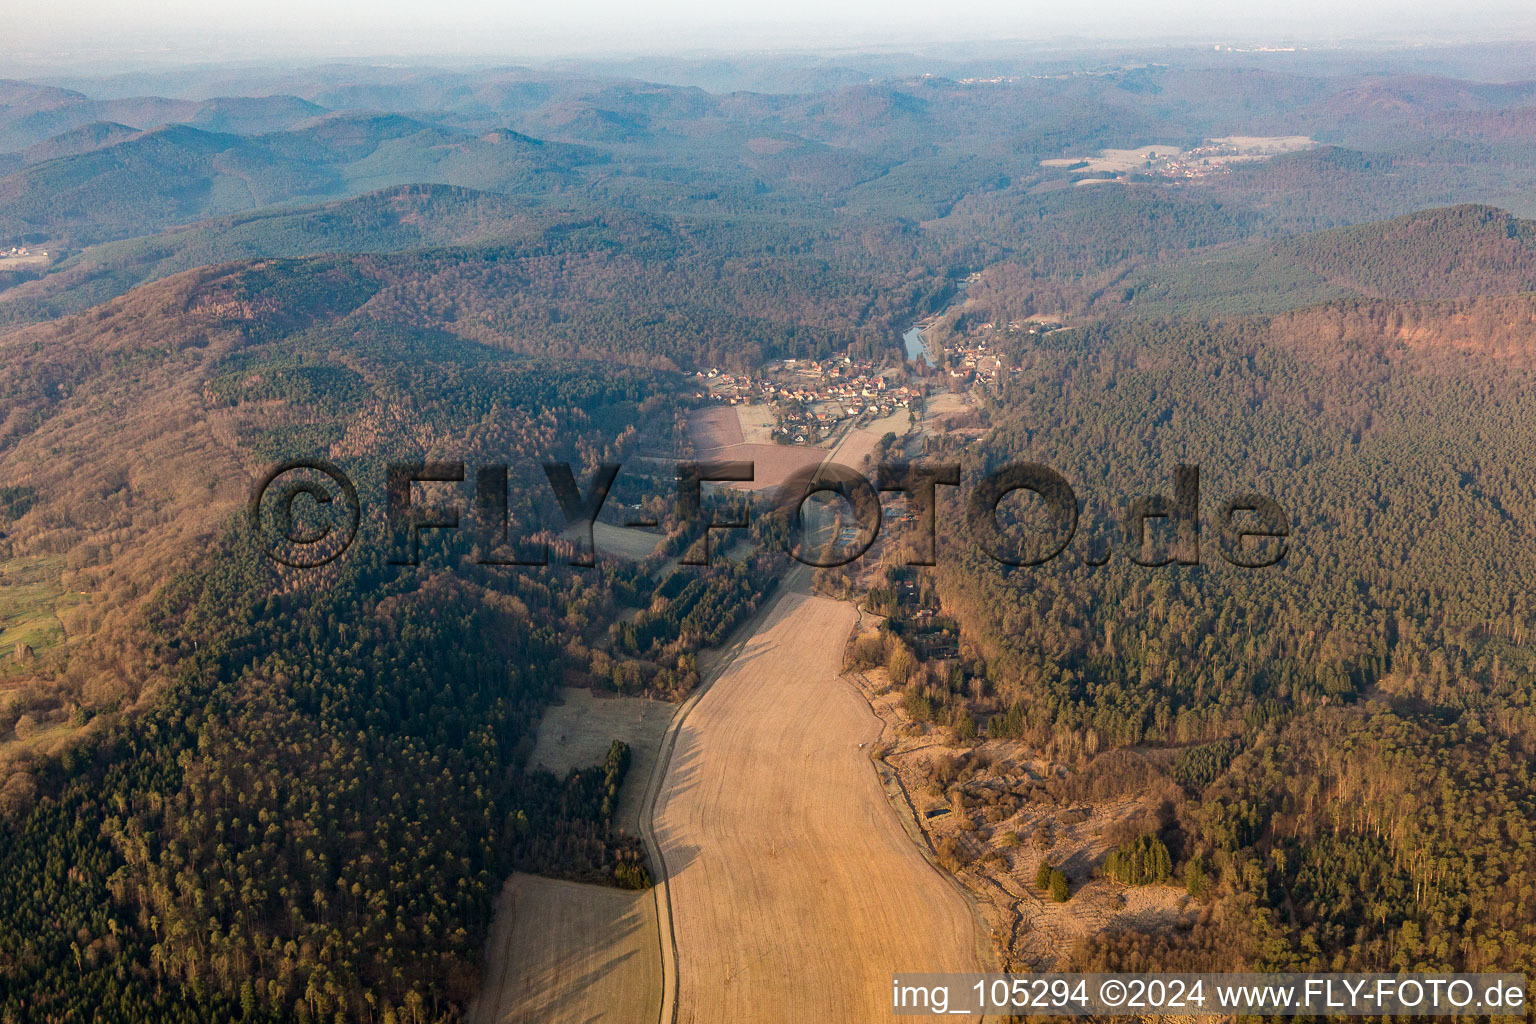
[916,299,1536,981]
[1271,291,1536,361]
[0,115,596,246]
[1272,204,1536,300]
[0,80,330,152]
[9,48,1536,1020]
[1121,204,1536,317]
[0,245,789,1020]
[0,225,913,720]
[0,196,947,357]
[0,184,549,326]
[17,120,138,164]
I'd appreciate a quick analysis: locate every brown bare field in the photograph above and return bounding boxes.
[1041,144,1185,172]
[689,406,826,490]
[651,579,987,1023]
[1042,137,1314,175]
[1207,134,1316,155]
[529,686,672,834]
[473,688,672,1024]
[828,409,911,472]
[920,392,971,437]
[468,873,661,1024]
[734,404,778,444]
[687,406,744,448]
[698,441,827,492]
[721,442,827,490]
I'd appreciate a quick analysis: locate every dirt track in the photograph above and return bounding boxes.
[650,577,986,1022]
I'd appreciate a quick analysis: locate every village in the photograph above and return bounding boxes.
[1041,134,1316,185]
[928,322,1021,386]
[690,356,922,444]
[690,316,1037,446]
[0,245,50,268]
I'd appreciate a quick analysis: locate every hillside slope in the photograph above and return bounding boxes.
[1273,203,1536,299]
[0,184,545,325]
[1123,204,1536,315]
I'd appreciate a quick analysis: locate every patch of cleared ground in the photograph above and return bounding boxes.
[828,409,912,472]
[709,443,829,492]
[592,522,665,562]
[920,392,971,436]
[530,686,671,834]
[468,873,661,1024]
[717,534,757,563]
[853,664,1191,971]
[0,557,68,671]
[689,406,826,491]
[652,579,986,1023]
[1043,145,1185,172]
[472,692,673,1024]
[1208,134,1315,154]
[733,403,778,445]
[1044,136,1314,174]
[688,406,744,449]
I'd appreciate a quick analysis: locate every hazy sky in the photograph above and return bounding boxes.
[8,0,1536,64]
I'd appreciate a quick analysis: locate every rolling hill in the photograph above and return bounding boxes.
[8,51,1536,1024]
[0,184,546,325]
[0,80,333,152]
[0,115,597,246]
[181,94,329,134]
[0,250,695,1020]
[18,121,138,164]
[1123,204,1536,315]
[1271,203,1536,299]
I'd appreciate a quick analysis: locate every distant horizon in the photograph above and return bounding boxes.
[7,0,1536,77]
[6,38,1536,92]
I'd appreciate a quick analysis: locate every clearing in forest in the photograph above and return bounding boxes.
[530,686,672,834]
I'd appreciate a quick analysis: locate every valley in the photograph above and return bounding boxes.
[650,574,989,1023]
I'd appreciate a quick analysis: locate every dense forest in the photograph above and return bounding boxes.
[0,246,801,1019]
[0,508,672,1021]
[877,305,1536,981]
